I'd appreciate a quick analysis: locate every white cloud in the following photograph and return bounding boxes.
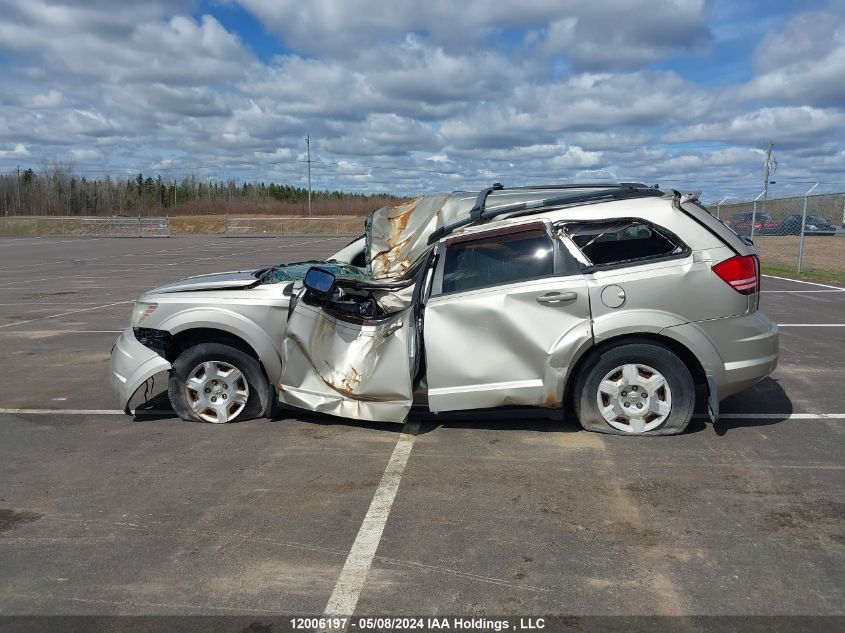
[3,90,64,109]
[0,3,256,86]
[740,11,845,108]
[541,1,710,70]
[236,0,710,65]
[666,107,845,148]
[440,71,707,149]
[0,143,30,158]
[0,0,841,200]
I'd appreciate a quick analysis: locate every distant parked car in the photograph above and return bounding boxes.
[729,212,779,236]
[778,214,837,236]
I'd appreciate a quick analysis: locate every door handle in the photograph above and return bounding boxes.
[536,291,578,304]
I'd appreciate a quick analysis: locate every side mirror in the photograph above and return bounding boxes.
[303,267,336,298]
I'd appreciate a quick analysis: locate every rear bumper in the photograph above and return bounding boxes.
[662,310,779,401]
[109,327,172,413]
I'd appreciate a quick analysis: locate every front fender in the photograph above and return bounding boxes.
[157,307,283,385]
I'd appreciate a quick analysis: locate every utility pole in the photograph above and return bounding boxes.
[305,133,312,217]
[16,165,21,215]
[762,141,777,219]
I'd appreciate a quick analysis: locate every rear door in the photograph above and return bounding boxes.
[423,222,592,412]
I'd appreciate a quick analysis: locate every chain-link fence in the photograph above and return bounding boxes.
[712,192,845,281]
[224,215,362,237]
[0,216,171,237]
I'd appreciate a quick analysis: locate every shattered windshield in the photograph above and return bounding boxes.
[261,261,370,285]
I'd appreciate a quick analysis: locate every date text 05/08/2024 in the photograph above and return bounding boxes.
[289,617,547,631]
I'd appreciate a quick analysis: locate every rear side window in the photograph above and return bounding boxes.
[563,219,685,267]
[441,228,554,293]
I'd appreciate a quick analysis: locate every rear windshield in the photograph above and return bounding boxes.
[682,201,752,255]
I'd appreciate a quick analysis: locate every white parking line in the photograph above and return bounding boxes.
[762,290,845,293]
[0,408,171,415]
[2,408,840,420]
[777,324,845,327]
[0,330,122,335]
[762,274,845,291]
[0,301,132,329]
[693,413,845,419]
[0,237,337,287]
[0,238,104,247]
[324,420,420,618]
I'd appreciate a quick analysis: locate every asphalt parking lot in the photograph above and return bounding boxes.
[0,236,843,620]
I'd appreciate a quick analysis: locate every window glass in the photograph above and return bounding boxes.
[563,220,681,267]
[442,229,554,293]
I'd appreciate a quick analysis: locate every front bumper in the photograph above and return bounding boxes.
[109,327,172,413]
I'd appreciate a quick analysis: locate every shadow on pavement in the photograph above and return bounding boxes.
[130,376,795,438]
[713,377,794,436]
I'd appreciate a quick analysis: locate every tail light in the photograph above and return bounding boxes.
[712,255,759,295]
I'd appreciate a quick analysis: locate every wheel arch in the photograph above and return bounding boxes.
[158,309,282,385]
[563,332,708,405]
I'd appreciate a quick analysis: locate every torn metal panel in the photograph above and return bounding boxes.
[364,190,565,280]
[278,301,414,422]
[366,194,466,280]
[373,284,414,313]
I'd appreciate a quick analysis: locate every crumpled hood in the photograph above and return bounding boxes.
[150,270,260,294]
[365,194,469,279]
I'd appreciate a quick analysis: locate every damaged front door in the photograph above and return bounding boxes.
[424,222,592,412]
[278,298,415,423]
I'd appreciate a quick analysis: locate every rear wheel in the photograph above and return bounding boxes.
[168,343,270,423]
[573,342,694,436]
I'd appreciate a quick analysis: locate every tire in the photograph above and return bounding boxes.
[572,341,695,436]
[168,342,271,423]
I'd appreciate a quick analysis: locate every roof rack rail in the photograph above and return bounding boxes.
[428,183,663,244]
[497,182,651,191]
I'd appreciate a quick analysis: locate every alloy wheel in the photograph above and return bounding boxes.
[596,363,672,433]
[183,360,249,423]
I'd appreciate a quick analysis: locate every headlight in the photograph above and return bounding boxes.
[131,302,158,325]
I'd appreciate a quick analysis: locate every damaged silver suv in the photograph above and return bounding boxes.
[109,183,778,435]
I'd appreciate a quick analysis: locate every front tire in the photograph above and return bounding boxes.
[573,342,695,436]
[168,343,270,423]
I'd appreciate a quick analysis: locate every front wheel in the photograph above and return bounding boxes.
[573,342,695,436]
[168,342,271,423]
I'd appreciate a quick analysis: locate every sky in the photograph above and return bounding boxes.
[0,0,844,202]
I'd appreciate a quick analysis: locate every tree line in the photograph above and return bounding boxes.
[0,164,401,217]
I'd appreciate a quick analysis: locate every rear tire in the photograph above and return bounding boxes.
[168,343,271,423]
[573,341,694,436]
